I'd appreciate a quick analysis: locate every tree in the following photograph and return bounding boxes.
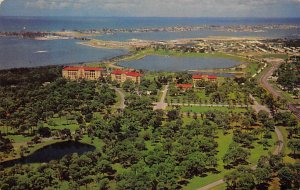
[263,119,275,131]
[37,127,51,137]
[223,142,250,166]
[205,83,218,95]
[288,139,300,157]
[195,79,207,88]
[182,151,208,177]
[257,110,270,124]
[0,135,13,153]
[254,168,271,185]
[122,80,135,92]
[167,109,180,121]
[278,166,294,189]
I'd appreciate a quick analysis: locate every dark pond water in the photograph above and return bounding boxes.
[0,141,96,168]
[118,55,241,72]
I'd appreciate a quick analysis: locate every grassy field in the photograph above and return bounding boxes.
[278,126,297,164]
[180,106,247,113]
[119,48,252,64]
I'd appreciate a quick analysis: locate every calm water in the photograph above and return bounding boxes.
[0,141,96,168]
[0,17,299,70]
[0,37,128,70]
[1,17,300,32]
[118,55,241,72]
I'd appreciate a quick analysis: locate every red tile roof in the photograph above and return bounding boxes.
[192,75,204,79]
[112,70,142,77]
[192,75,217,80]
[208,75,217,79]
[126,71,143,77]
[176,84,193,88]
[63,66,104,71]
[112,69,124,75]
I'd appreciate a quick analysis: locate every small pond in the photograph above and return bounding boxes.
[118,55,241,72]
[0,141,96,168]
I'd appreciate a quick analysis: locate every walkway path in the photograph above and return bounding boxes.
[249,94,271,116]
[114,88,126,109]
[153,85,169,110]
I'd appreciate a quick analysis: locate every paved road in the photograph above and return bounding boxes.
[258,59,300,120]
[258,59,282,98]
[114,88,125,109]
[153,85,169,110]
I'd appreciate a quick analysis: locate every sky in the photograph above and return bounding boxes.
[0,0,300,17]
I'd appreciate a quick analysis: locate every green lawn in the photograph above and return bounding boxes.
[180,106,247,113]
[80,135,103,150]
[278,126,297,164]
[6,135,31,143]
[119,48,251,65]
[245,61,260,76]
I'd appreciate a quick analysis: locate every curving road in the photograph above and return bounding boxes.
[258,58,300,120]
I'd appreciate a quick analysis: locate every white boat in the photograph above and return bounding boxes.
[34,50,48,53]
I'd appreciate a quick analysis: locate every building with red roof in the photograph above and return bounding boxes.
[111,69,142,84]
[62,66,105,80]
[192,74,217,87]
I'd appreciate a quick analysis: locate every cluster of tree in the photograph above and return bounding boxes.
[0,93,223,189]
[0,67,116,137]
[225,154,300,190]
[169,78,249,105]
[0,151,114,190]
[122,78,162,97]
[244,78,287,114]
[0,135,13,154]
[275,61,300,97]
[275,112,300,158]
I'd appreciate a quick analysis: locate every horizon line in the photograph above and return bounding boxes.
[1,15,300,19]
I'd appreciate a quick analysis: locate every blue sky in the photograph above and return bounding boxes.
[0,0,300,17]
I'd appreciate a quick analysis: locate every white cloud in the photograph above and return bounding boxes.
[1,0,300,17]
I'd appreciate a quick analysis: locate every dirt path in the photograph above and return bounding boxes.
[249,94,271,116]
